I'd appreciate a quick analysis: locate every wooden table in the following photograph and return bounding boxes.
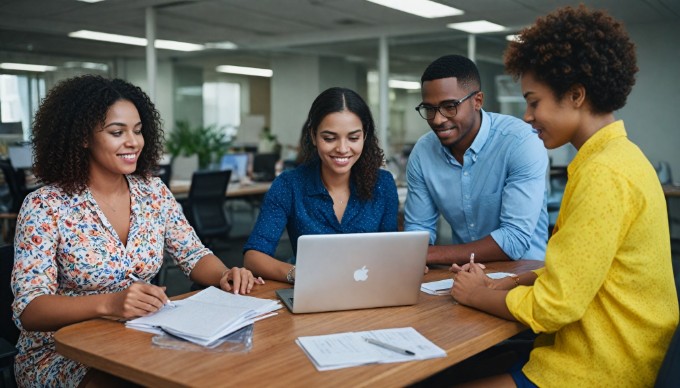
[54,260,543,387]
[169,180,271,200]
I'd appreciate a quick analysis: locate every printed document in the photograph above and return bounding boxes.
[296,327,446,371]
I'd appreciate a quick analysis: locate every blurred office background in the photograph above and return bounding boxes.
[0,0,678,172]
[1,0,679,294]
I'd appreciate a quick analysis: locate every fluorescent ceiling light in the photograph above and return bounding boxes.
[506,34,520,42]
[0,63,57,72]
[389,80,420,90]
[68,30,204,52]
[77,0,106,3]
[447,20,505,34]
[366,0,463,18]
[204,41,238,50]
[216,65,273,77]
[63,61,109,71]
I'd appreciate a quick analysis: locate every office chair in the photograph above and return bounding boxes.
[655,324,680,388]
[0,243,19,388]
[184,170,232,248]
[252,153,279,182]
[0,159,28,214]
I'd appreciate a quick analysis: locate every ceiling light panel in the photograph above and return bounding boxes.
[0,63,57,72]
[68,30,204,52]
[215,65,273,77]
[447,20,505,34]
[366,0,463,18]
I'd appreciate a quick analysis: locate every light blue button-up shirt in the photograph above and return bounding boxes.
[404,109,549,260]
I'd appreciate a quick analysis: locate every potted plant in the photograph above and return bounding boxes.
[258,126,281,155]
[166,120,230,170]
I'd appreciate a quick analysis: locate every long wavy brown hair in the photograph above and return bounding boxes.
[32,74,163,195]
[298,87,385,200]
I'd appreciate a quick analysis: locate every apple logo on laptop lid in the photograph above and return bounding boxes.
[353,266,369,281]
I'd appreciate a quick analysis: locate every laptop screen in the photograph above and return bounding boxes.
[220,153,249,182]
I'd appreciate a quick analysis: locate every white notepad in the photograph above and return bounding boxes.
[296,327,446,371]
[420,272,515,295]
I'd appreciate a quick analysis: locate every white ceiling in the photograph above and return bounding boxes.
[0,0,678,76]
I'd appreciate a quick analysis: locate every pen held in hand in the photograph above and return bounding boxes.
[128,273,175,307]
[364,337,415,356]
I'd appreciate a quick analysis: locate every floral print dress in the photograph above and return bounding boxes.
[11,175,210,387]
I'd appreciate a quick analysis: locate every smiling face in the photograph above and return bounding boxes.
[312,110,365,179]
[420,77,483,155]
[521,72,581,150]
[87,99,144,180]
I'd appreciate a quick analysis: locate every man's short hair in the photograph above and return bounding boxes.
[421,55,481,91]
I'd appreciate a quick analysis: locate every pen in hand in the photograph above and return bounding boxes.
[128,273,175,307]
[449,252,485,272]
[364,337,415,356]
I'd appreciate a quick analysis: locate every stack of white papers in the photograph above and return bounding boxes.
[126,286,281,347]
[296,327,446,371]
[420,272,515,295]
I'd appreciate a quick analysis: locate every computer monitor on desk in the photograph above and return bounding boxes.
[8,144,33,169]
[220,153,249,182]
[252,153,279,182]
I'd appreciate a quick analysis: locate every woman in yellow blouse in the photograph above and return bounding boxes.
[451,5,678,387]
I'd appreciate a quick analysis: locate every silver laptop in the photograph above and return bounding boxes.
[276,231,429,314]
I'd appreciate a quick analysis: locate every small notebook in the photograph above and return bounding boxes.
[420,272,515,295]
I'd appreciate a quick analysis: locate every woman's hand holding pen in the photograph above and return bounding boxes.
[220,267,265,295]
[106,279,171,319]
[451,254,490,305]
[449,252,486,273]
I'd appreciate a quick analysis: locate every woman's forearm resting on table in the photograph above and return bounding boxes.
[244,249,293,283]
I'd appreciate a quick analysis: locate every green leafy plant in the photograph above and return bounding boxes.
[166,120,230,169]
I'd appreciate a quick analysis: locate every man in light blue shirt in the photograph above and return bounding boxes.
[404,55,548,265]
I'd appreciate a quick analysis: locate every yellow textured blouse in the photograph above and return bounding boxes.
[506,121,678,387]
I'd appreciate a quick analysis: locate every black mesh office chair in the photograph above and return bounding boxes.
[1,243,19,388]
[184,170,232,248]
[0,159,28,214]
[252,153,279,182]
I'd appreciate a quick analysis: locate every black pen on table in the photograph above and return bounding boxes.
[128,273,176,307]
[364,337,415,356]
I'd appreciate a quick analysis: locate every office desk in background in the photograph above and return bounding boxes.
[54,260,543,387]
[169,180,271,200]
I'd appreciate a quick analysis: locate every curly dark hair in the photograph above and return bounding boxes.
[298,87,384,200]
[32,74,164,194]
[504,5,637,114]
[421,54,481,91]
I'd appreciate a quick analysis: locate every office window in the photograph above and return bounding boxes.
[203,81,240,140]
[0,74,46,140]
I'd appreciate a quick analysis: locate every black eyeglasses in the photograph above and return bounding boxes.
[415,91,480,120]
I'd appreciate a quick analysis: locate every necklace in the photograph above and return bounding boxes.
[321,175,349,206]
[90,186,128,213]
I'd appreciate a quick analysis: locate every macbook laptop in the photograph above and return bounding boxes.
[276,230,429,314]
